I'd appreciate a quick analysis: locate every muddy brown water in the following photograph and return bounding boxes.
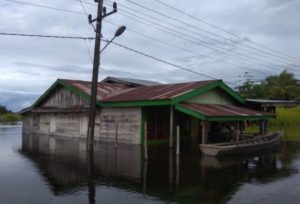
[1,125,300,204]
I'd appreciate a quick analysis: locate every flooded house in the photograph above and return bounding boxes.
[21,77,275,149]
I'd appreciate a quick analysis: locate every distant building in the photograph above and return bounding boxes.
[246,99,300,113]
[21,77,274,145]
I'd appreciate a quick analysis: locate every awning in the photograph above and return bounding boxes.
[175,103,275,121]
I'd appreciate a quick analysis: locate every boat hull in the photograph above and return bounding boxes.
[199,132,281,156]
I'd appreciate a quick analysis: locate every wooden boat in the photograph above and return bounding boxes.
[199,132,281,156]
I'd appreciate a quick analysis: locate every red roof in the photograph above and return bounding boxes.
[102,80,218,102]
[179,103,274,118]
[62,79,131,99]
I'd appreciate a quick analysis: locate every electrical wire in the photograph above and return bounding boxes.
[0,32,94,40]
[4,0,300,81]
[116,11,288,75]
[104,0,299,67]
[104,20,273,76]
[5,0,85,15]
[102,1,300,75]
[152,0,300,63]
[114,4,299,67]
[125,0,300,65]
[78,0,97,31]
[103,39,241,86]
[6,0,298,76]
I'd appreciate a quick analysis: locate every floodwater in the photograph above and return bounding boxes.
[1,125,300,204]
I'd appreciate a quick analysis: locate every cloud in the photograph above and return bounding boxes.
[0,0,299,111]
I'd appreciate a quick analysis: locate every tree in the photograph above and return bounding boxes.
[0,105,10,114]
[264,71,300,100]
[238,70,300,100]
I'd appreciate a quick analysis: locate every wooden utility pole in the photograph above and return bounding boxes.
[87,0,118,151]
[87,0,104,152]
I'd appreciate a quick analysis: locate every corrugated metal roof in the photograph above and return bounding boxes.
[101,77,161,87]
[102,80,218,102]
[62,79,131,100]
[179,103,274,117]
[246,99,300,106]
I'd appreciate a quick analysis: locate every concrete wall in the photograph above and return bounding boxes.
[187,88,237,106]
[23,84,142,144]
[22,107,142,144]
[99,107,141,144]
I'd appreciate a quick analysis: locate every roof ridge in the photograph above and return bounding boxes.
[137,79,221,88]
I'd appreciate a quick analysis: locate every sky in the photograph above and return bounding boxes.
[0,0,300,111]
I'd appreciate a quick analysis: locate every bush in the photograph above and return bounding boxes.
[0,113,22,123]
[269,106,300,127]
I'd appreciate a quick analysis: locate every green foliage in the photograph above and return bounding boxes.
[245,107,300,140]
[269,106,300,127]
[238,70,300,100]
[0,113,22,123]
[0,105,11,114]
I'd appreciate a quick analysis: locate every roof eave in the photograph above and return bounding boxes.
[98,99,171,107]
[175,104,274,121]
[31,79,91,109]
[171,80,245,105]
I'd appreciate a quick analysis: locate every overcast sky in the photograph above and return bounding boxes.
[1,0,300,111]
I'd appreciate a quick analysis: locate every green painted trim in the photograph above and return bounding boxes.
[171,81,219,105]
[98,100,170,107]
[219,82,245,104]
[32,79,91,108]
[175,104,207,120]
[32,79,60,108]
[171,80,245,105]
[175,104,274,121]
[59,80,91,101]
[141,108,146,144]
[147,139,169,145]
[206,115,274,121]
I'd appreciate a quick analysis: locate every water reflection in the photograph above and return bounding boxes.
[20,133,300,204]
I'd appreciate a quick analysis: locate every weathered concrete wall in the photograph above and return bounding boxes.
[23,83,142,144]
[98,107,141,144]
[187,88,237,106]
[22,107,142,144]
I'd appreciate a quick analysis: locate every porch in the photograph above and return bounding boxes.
[142,103,275,149]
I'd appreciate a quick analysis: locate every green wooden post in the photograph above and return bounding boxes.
[144,122,148,160]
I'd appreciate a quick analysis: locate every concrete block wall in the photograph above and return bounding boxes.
[98,107,142,144]
[22,107,142,145]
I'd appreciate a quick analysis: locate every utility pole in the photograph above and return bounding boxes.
[87,0,118,151]
[87,0,104,152]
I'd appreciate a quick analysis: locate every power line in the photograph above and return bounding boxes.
[115,8,295,70]
[102,1,300,75]
[4,1,300,80]
[124,0,300,65]
[103,39,241,86]
[115,8,300,77]
[0,32,94,40]
[5,0,85,15]
[105,0,299,67]
[116,11,286,75]
[116,4,300,67]
[153,0,300,64]
[78,0,97,31]
[83,39,94,63]
[104,20,274,76]
[7,0,297,76]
